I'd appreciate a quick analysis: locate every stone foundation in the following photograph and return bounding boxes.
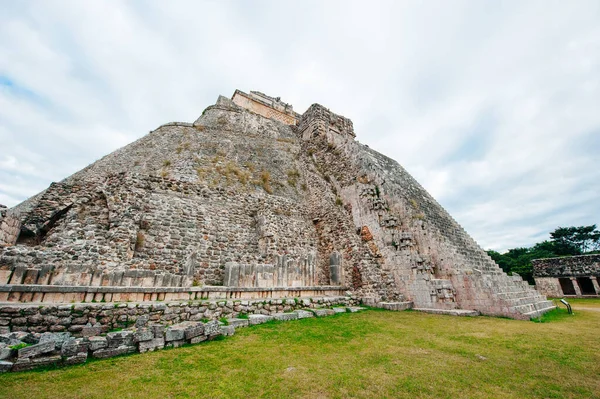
[0,285,347,304]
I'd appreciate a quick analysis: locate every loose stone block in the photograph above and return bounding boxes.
[39,332,72,350]
[61,338,88,357]
[247,314,273,325]
[0,360,12,373]
[312,309,335,317]
[189,335,207,344]
[64,352,87,365]
[12,355,62,372]
[165,326,186,342]
[149,323,165,339]
[88,336,107,351]
[106,331,134,348]
[92,345,136,359]
[204,320,221,337]
[294,310,314,319]
[138,338,165,353]
[273,312,298,322]
[228,318,249,328]
[332,307,347,314]
[183,322,204,340]
[134,328,154,343]
[18,341,55,359]
[0,345,12,360]
[220,326,235,336]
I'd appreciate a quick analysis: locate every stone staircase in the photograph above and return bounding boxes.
[474,268,555,319]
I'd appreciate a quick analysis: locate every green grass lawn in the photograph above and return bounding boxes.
[1,301,599,399]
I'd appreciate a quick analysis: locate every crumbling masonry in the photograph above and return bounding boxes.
[0,89,553,321]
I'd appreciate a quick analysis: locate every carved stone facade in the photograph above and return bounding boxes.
[533,255,600,297]
[0,90,553,319]
[231,89,299,125]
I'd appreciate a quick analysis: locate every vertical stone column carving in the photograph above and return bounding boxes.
[329,251,343,285]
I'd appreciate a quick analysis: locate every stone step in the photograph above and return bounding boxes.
[521,304,556,319]
[511,300,555,314]
[496,291,535,300]
[499,295,549,306]
[413,308,480,317]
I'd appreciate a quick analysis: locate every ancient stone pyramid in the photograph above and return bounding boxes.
[0,90,553,319]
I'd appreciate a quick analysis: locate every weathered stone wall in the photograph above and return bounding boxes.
[0,205,19,247]
[0,296,357,335]
[533,277,564,298]
[532,254,600,277]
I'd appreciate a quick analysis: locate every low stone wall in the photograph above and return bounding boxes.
[0,285,347,304]
[0,295,358,336]
[0,301,363,373]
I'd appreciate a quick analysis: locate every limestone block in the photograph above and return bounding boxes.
[12,355,61,372]
[135,315,149,329]
[18,341,55,359]
[312,309,335,317]
[183,323,204,340]
[0,360,12,373]
[294,310,314,319]
[39,332,72,350]
[248,314,273,325]
[139,338,165,353]
[88,336,107,351]
[133,328,154,343]
[190,335,207,344]
[228,318,249,328]
[106,331,134,348]
[61,338,88,357]
[220,326,235,336]
[0,344,12,360]
[92,345,136,359]
[149,323,165,339]
[332,307,347,314]
[204,320,221,337]
[81,325,104,337]
[165,326,185,342]
[273,312,298,322]
[64,352,87,365]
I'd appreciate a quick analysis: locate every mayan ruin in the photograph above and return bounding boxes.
[0,89,555,327]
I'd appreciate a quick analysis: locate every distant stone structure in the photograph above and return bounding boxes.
[0,89,553,320]
[533,255,600,297]
[231,89,299,125]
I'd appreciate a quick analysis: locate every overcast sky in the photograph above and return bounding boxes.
[1,1,598,252]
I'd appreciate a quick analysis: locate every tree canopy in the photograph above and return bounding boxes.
[487,225,600,284]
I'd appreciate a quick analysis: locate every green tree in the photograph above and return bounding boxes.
[486,224,600,285]
[549,225,600,254]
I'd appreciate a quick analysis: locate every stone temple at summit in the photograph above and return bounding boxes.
[0,89,554,320]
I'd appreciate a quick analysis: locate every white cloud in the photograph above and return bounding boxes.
[0,0,598,251]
